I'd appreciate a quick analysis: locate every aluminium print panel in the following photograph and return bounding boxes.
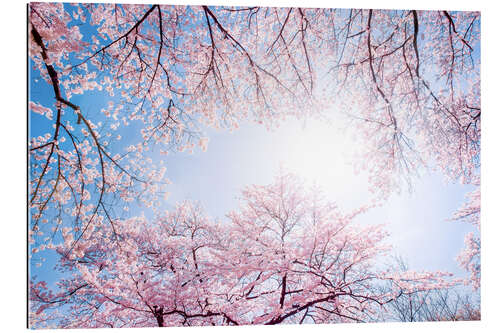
[28,1,480,329]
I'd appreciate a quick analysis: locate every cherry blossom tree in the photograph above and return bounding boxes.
[30,173,461,328]
[30,201,235,328]
[215,172,459,324]
[323,9,480,198]
[450,177,480,290]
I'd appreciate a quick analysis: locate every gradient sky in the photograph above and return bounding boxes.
[160,117,476,277]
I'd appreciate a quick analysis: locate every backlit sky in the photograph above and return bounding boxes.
[161,117,476,276]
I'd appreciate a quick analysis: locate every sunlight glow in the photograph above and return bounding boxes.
[283,118,368,207]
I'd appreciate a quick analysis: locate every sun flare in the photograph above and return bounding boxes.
[283,119,364,201]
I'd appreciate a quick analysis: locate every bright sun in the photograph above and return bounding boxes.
[283,118,369,207]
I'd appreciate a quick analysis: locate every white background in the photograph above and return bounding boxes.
[3,0,498,332]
